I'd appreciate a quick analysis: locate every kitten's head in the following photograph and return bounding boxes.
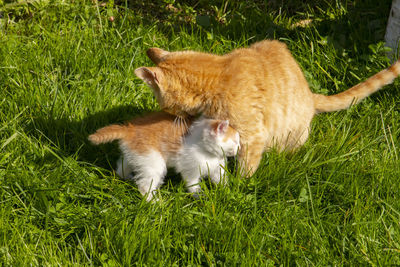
[197,119,240,157]
[135,47,219,118]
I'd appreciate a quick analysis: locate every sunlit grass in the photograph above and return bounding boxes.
[0,0,399,265]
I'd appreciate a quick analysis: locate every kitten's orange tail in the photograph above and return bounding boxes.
[88,124,128,145]
[313,59,400,113]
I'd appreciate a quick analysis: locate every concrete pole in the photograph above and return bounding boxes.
[385,0,400,61]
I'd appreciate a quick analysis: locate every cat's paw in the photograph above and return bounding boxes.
[144,190,162,202]
[124,173,135,180]
[186,184,203,199]
[192,192,200,199]
[219,176,228,186]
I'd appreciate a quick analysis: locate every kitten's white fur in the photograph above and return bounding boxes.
[116,118,240,201]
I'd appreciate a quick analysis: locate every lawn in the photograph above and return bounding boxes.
[1,0,400,265]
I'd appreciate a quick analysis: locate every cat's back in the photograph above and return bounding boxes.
[218,40,315,150]
[224,40,302,78]
[121,112,192,157]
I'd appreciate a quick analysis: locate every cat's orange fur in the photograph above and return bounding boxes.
[89,112,190,155]
[135,40,400,175]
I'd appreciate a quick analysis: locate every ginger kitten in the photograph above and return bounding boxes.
[89,112,240,201]
[134,40,400,175]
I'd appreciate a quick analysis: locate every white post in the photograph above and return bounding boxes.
[385,0,400,61]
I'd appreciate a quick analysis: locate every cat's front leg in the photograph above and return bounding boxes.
[181,171,202,196]
[237,138,264,177]
[210,162,227,186]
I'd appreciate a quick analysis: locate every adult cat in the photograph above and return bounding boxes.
[134,40,400,175]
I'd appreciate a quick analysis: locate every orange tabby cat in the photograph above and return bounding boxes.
[134,40,400,175]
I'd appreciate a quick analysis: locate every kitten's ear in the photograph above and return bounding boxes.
[146,48,169,64]
[134,67,162,89]
[213,120,229,135]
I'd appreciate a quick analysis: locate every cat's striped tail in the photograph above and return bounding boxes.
[88,124,128,145]
[313,59,400,113]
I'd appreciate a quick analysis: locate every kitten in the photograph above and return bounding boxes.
[134,41,400,175]
[88,112,240,201]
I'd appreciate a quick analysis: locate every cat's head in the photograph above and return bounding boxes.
[197,119,240,157]
[135,47,218,118]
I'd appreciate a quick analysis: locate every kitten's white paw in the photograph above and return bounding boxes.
[125,173,134,180]
[145,191,160,202]
[187,184,201,194]
[219,176,228,186]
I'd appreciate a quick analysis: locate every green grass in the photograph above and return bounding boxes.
[1,0,400,265]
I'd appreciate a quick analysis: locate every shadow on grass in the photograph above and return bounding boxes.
[26,105,146,168]
[118,0,391,57]
[25,105,187,189]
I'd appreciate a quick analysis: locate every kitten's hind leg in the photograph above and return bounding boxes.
[116,157,134,179]
[133,151,167,201]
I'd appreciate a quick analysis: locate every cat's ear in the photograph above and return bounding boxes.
[134,67,162,89]
[146,48,169,64]
[213,120,229,135]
